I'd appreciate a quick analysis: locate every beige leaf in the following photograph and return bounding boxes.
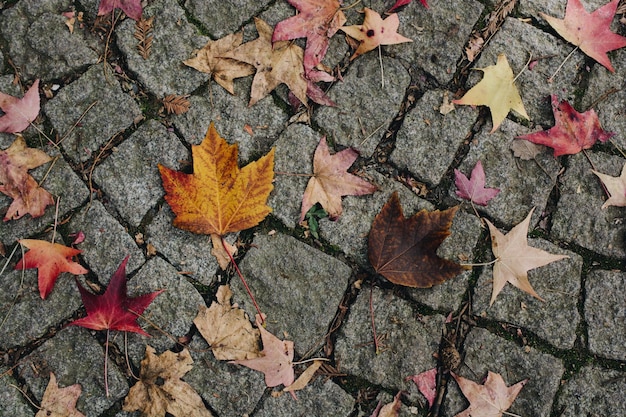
[283,360,324,393]
[36,373,84,417]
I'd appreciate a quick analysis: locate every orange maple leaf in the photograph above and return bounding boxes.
[15,239,88,299]
[158,122,275,236]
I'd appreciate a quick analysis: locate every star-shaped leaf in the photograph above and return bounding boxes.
[36,373,84,417]
[389,0,429,12]
[71,256,163,335]
[368,192,468,288]
[97,0,142,21]
[221,18,308,106]
[592,161,626,208]
[540,0,626,72]
[485,207,568,305]
[452,371,527,417]
[340,8,412,60]
[231,315,295,388]
[272,0,346,82]
[452,54,528,133]
[0,79,40,133]
[300,136,377,222]
[454,161,500,206]
[15,239,88,299]
[516,95,613,157]
[183,32,255,95]
[158,122,274,237]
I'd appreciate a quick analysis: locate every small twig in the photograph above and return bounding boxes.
[610,138,626,158]
[56,101,98,146]
[124,332,140,380]
[378,45,385,88]
[292,358,330,365]
[547,46,578,83]
[512,51,532,83]
[0,244,23,331]
[587,87,620,109]
[340,0,362,11]
[274,171,314,177]
[9,384,40,410]
[359,122,386,146]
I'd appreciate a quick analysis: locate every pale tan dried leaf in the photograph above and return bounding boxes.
[210,233,237,270]
[36,373,85,417]
[510,139,543,160]
[162,94,190,115]
[283,360,323,393]
[134,16,154,60]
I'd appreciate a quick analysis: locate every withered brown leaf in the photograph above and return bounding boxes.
[134,16,154,60]
[368,192,467,287]
[162,94,190,115]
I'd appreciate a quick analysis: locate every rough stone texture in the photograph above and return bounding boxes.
[334,286,443,396]
[18,326,128,416]
[471,18,587,127]
[521,0,609,23]
[144,204,219,285]
[116,0,209,97]
[269,123,322,229]
[313,54,410,157]
[124,256,205,365]
[392,89,478,186]
[0,366,33,416]
[556,365,626,417]
[454,118,560,226]
[474,239,582,350]
[45,64,142,163]
[0,0,99,80]
[444,327,564,417]
[68,200,145,279]
[184,0,272,38]
[253,378,355,417]
[585,269,626,360]
[234,233,351,354]
[186,337,266,417]
[93,120,187,226]
[172,78,288,163]
[552,152,626,258]
[0,262,82,350]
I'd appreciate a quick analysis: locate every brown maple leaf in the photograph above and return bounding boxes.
[485,207,568,305]
[15,239,88,299]
[183,32,255,95]
[540,0,626,72]
[36,373,85,417]
[221,18,308,106]
[368,192,467,288]
[516,95,613,157]
[0,135,54,221]
[300,136,377,222]
[193,285,261,361]
[123,346,214,417]
[0,79,40,133]
[592,161,626,208]
[452,371,527,417]
[340,8,412,60]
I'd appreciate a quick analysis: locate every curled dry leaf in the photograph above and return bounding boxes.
[283,359,324,393]
[36,373,85,417]
[193,285,261,361]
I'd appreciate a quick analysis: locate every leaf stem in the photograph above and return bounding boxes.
[221,236,265,325]
[460,259,497,267]
[104,329,110,397]
[547,46,578,83]
[292,358,330,365]
[274,171,313,177]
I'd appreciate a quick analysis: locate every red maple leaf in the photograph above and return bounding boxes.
[97,0,142,21]
[0,79,40,133]
[15,239,88,299]
[540,0,626,72]
[516,95,614,157]
[71,256,163,335]
[389,0,429,13]
[454,160,500,206]
[272,0,347,82]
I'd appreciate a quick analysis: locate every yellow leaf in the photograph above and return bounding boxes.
[452,54,528,133]
[158,122,274,236]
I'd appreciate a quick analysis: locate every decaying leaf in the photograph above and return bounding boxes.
[161,94,191,115]
[193,285,261,361]
[510,139,543,160]
[373,391,403,417]
[123,346,214,417]
[454,160,500,206]
[15,239,88,299]
[516,95,613,157]
[452,371,527,417]
[0,135,54,221]
[592,161,626,208]
[231,314,295,388]
[452,54,528,133]
[485,207,568,305]
[300,136,377,222]
[0,79,40,133]
[36,373,84,417]
[283,360,323,393]
[183,32,255,95]
[540,0,626,72]
[340,8,412,60]
[134,16,154,60]
[406,367,437,408]
[368,192,468,288]
[98,0,142,21]
[159,122,274,236]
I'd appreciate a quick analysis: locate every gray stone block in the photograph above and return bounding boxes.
[0,366,33,417]
[185,0,272,38]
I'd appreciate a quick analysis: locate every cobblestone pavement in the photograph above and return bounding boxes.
[1,0,626,416]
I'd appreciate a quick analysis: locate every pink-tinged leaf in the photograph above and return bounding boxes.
[71,256,163,335]
[592,162,626,208]
[517,95,613,157]
[389,0,428,12]
[407,368,437,408]
[452,371,527,417]
[371,391,403,417]
[454,161,500,206]
[97,0,142,21]
[0,80,40,133]
[230,315,295,388]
